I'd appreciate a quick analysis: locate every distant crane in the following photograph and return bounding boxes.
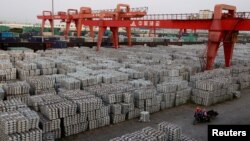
[38,4,250,70]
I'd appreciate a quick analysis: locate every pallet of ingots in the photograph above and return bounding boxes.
[23,52,40,61]
[67,72,102,88]
[26,76,55,95]
[0,61,16,82]
[0,99,27,112]
[18,108,40,129]
[3,81,30,104]
[139,111,150,122]
[118,68,144,79]
[57,62,77,74]
[231,66,250,90]
[59,90,110,132]
[8,50,23,63]
[134,88,161,113]
[16,61,40,80]
[129,79,153,88]
[189,68,231,87]
[158,121,182,141]
[96,69,129,84]
[60,77,81,90]
[157,80,190,109]
[175,87,192,106]
[143,66,168,86]
[237,75,250,90]
[181,134,198,141]
[231,66,250,77]
[40,100,77,120]
[34,59,57,75]
[110,126,167,141]
[0,52,10,61]
[29,94,65,111]
[0,106,42,141]
[191,77,233,106]
[85,82,134,96]
[110,104,125,124]
[3,128,42,141]
[46,74,69,88]
[39,113,61,140]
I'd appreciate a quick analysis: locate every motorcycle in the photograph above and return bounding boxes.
[193,109,218,125]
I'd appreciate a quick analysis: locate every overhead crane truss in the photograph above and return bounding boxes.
[37,4,250,70]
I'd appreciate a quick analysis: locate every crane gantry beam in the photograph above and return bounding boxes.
[37,4,250,70]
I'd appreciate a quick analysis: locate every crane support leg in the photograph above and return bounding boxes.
[41,20,46,36]
[206,4,237,70]
[126,27,132,46]
[97,26,107,51]
[65,22,71,39]
[223,31,238,67]
[49,19,54,35]
[111,27,119,49]
[89,26,94,39]
[76,19,82,37]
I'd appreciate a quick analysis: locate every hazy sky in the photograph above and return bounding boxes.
[0,0,249,23]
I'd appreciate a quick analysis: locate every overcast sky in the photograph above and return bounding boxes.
[0,0,249,23]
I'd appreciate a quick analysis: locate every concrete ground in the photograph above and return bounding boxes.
[59,88,250,141]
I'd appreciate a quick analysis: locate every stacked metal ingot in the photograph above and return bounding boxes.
[0,100,42,141]
[39,113,61,140]
[110,121,188,141]
[158,121,182,141]
[0,61,16,82]
[59,90,110,135]
[157,80,191,109]
[134,88,160,113]
[191,69,234,106]
[231,66,250,90]
[16,61,40,80]
[3,81,30,104]
[139,111,150,122]
[118,68,144,79]
[0,99,27,112]
[60,77,81,90]
[8,50,23,63]
[26,76,55,95]
[181,134,198,141]
[34,59,57,75]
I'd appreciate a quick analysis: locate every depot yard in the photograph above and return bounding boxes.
[0,44,249,141]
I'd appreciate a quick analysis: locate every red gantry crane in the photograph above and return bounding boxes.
[37,4,250,70]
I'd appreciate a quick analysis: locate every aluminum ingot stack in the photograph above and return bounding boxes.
[157,80,191,109]
[0,100,42,141]
[231,66,250,90]
[29,94,77,139]
[59,90,110,135]
[118,68,144,79]
[34,59,57,75]
[139,111,150,122]
[134,88,160,114]
[191,69,234,106]
[3,81,30,104]
[0,60,16,82]
[86,82,138,121]
[110,121,193,141]
[16,61,41,80]
[60,77,81,90]
[0,99,27,112]
[39,113,61,140]
[57,62,77,74]
[158,121,181,141]
[8,50,23,64]
[26,76,55,95]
